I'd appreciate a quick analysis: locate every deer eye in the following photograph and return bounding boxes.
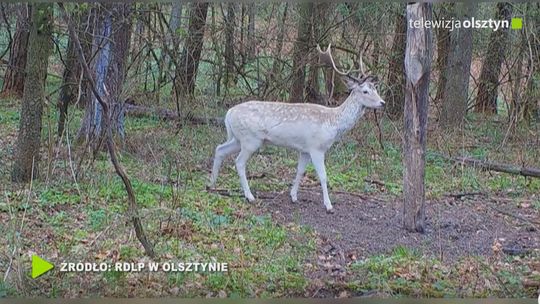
[362,90,369,94]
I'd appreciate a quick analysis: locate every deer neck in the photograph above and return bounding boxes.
[334,93,365,136]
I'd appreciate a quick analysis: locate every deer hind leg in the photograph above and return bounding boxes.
[290,152,310,203]
[310,151,333,213]
[209,138,241,188]
[235,141,262,202]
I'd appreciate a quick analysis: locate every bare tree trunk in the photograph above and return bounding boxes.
[11,3,52,182]
[439,3,476,127]
[1,4,31,98]
[246,3,256,60]
[57,8,95,137]
[289,2,313,103]
[174,2,209,99]
[385,6,406,119]
[434,4,452,104]
[403,3,433,233]
[475,2,512,114]
[523,3,540,121]
[269,3,288,85]
[76,4,132,148]
[223,3,236,90]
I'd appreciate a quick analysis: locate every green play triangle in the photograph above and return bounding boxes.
[31,255,54,279]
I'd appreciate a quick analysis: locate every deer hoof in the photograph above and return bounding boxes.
[246,194,256,203]
[326,208,335,214]
[290,195,297,203]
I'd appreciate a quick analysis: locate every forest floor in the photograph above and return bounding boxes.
[1,96,539,298]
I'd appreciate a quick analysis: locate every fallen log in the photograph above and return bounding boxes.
[124,103,224,126]
[436,154,540,178]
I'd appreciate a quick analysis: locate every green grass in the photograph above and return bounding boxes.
[1,95,538,297]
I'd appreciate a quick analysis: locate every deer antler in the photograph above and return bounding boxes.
[316,43,364,77]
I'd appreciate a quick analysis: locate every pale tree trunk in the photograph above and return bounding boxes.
[403,3,433,233]
[77,4,132,148]
[439,3,476,127]
[289,2,313,103]
[475,2,512,114]
[11,3,52,182]
[1,4,31,97]
[385,5,407,119]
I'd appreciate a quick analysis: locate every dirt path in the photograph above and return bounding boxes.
[259,189,539,262]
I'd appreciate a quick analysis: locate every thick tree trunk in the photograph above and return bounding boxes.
[174,2,209,99]
[385,6,407,119]
[439,3,476,127]
[475,3,512,115]
[523,3,540,121]
[403,3,433,233]
[289,2,313,103]
[11,3,52,182]
[1,4,31,98]
[307,3,330,105]
[77,4,132,147]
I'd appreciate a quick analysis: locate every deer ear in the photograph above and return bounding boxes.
[341,75,358,89]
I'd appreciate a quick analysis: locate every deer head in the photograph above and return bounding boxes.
[317,44,385,109]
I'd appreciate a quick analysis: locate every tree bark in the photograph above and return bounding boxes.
[1,4,31,98]
[403,3,433,233]
[289,2,313,103]
[475,3,512,114]
[439,3,476,127]
[385,6,407,119]
[246,3,256,61]
[76,4,132,148]
[434,4,452,104]
[57,7,95,137]
[11,3,52,182]
[174,2,209,99]
[223,3,236,89]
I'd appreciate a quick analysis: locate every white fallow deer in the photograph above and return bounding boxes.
[209,44,385,213]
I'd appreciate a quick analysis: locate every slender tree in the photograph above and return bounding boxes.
[11,3,53,182]
[475,3,512,114]
[289,2,313,102]
[57,7,95,137]
[434,3,452,104]
[439,3,476,127]
[223,3,236,89]
[385,6,407,119]
[403,3,433,233]
[1,4,31,97]
[174,2,209,100]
